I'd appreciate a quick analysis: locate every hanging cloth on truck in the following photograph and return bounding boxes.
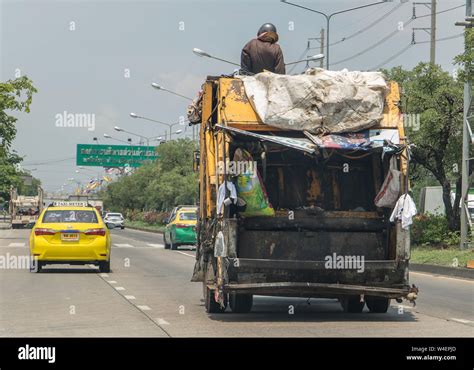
[389,194,417,230]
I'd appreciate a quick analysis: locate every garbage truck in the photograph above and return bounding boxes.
[191,69,418,313]
[9,186,44,229]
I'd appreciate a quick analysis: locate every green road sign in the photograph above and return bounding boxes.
[76,144,158,167]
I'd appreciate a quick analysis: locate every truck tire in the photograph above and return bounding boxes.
[203,283,227,313]
[229,293,253,313]
[99,260,111,273]
[340,296,365,313]
[366,296,390,313]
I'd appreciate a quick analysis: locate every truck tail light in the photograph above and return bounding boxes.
[34,228,56,236]
[84,228,106,236]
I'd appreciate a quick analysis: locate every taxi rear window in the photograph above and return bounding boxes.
[42,210,98,223]
[179,212,197,220]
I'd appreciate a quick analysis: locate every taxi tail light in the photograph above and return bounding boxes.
[175,223,189,229]
[34,228,56,236]
[84,228,106,236]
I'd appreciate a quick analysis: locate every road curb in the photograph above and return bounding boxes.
[124,225,164,234]
[411,263,474,280]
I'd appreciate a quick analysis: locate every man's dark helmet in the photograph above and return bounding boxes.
[257,23,277,36]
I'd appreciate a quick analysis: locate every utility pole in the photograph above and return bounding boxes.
[430,0,436,64]
[320,28,325,68]
[281,0,387,69]
[413,1,437,64]
[306,29,325,69]
[456,0,473,249]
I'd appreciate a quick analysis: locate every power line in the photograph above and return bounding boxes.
[330,2,405,47]
[331,3,466,67]
[331,17,416,67]
[369,43,414,70]
[416,32,464,44]
[415,3,464,19]
[288,46,309,74]
[368,33,464,70]
[22,157,75,166]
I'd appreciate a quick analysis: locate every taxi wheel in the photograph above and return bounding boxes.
[170,240,178,250]
[30,261,43,273]
[164,234,170,249]
[99,260,110,273]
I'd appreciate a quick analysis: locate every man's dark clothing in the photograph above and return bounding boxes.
[241,32,285,75]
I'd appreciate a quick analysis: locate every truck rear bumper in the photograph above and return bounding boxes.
[220,282,410,299]
[221,258,410,299]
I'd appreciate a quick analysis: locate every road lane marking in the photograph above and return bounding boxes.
[113,243,134,248]
[156,318,170,325]
[176,251,195,258]
[450,318,473,324]
[137,305,151,311]
[411,271,474,283]
[99,273,109,278]
[147,243,164,248]
[107,280,117,284]
[115,287,125,291]
[8,242,25,247]
[124,295,136,300]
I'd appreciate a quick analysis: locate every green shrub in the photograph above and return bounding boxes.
[411,213,460,247]
[142,211,169,225]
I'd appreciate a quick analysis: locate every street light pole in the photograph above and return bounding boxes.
[103,134,133,146]
[114,126,148,146]
[129,113,182,140]
[151,83,193,101]
[281,0,387,69]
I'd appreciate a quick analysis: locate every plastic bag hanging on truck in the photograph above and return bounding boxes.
[187,89,203,124]
[374,156,400,208]
[234,148,275,217]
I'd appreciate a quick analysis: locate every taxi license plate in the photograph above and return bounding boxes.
[61,233,79,241]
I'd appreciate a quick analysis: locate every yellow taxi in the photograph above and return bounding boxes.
[29,201,111,273]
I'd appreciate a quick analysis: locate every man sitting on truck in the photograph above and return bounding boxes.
[241,23,286,75]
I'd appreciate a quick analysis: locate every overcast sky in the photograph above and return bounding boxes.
[0,0,467,192]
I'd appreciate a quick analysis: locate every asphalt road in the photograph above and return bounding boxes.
[0,228,472,337]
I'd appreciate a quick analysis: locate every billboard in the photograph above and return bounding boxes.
[76,144,158,167]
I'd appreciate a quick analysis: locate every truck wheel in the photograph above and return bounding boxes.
[340,296,365,313]
[203,283,227,313]
[99,260,110,273]
[366,296,390,313]
[229,293,253,313]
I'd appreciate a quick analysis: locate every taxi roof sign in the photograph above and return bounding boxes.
[51,201,89,207]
